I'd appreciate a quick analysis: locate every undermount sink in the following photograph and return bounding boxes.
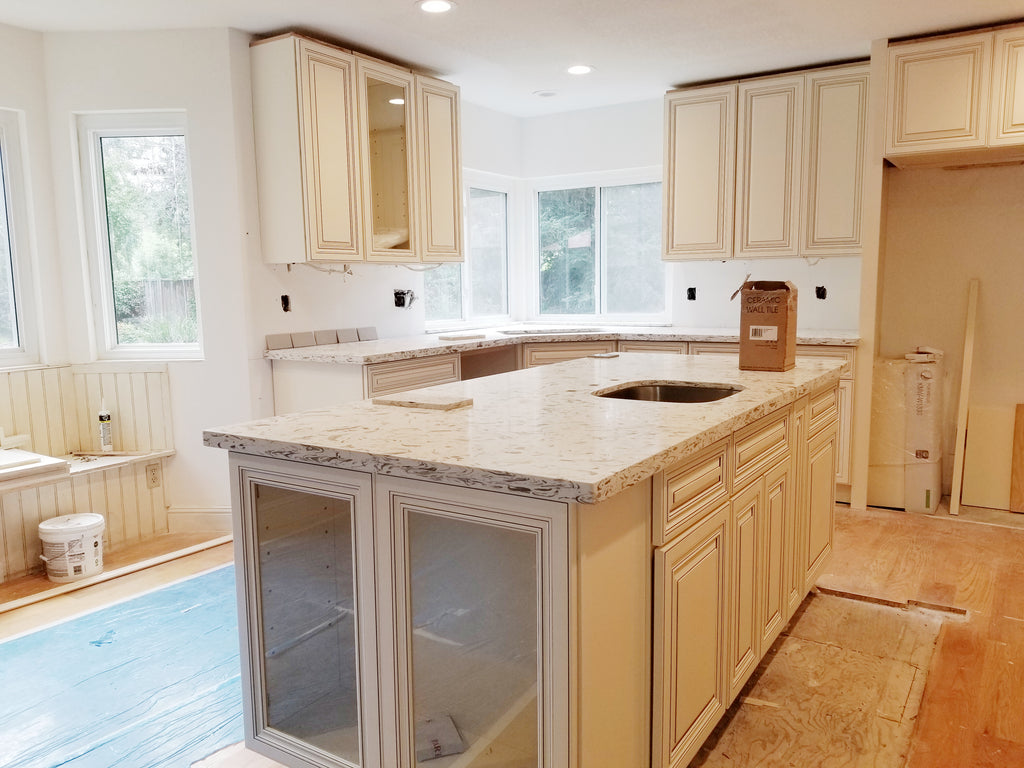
[595,382,743,403]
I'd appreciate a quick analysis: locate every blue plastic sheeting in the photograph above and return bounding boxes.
[0,565,243,767]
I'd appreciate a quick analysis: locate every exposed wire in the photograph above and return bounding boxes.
[301,262,355,278]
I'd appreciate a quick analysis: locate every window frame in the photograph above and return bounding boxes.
[529,167,670,325]
[0,109,39,366]
[424,169,517,331]
[77,111,203,361]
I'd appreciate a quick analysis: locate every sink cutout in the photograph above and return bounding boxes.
[595,382,743,403]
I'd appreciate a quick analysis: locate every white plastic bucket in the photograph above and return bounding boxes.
[38,513,105,583]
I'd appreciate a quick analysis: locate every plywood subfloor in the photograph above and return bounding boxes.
[819,505,1024,768]
[692,592,943,768]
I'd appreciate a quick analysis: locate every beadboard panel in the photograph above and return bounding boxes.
[70,364,174,453]
[0,366,77,457]
[0,462,169,581]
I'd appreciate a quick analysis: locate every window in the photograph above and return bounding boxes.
[424,181,510,325]
[78,113,202,358]
[537,179,665,319]
[0,110,37,364]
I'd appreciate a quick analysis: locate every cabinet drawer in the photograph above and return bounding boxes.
[733,408,790,487]
[521,341,617,367]
[795,344,855,379]
[654,439,730,545]
[364,354,461,396]
[807,384,840,437]
[618,340,688,354]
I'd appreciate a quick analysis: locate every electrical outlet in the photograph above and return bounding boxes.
[145,462,162,489]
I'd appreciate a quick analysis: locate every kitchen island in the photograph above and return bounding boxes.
[205,353,846,768]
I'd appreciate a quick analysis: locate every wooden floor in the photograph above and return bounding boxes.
[819,505,1024,768]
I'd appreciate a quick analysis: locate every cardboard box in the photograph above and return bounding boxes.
[739,281,797,372]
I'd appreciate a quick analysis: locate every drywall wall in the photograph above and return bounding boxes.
[0,24,65,364]
[879,163,1024,487]
[43,28,257,521]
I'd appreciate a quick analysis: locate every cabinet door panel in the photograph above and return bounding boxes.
[302,42,362,260]
[760,458,791,650]
[663,85,736,258]
[653,502,729,768]
[729,481,759,697]
[521,341,616,367]
[802,67,868,254]
[992,29,1024,145]
[416,75,463,261]
[736,77,803,256]
[886,33,992,154]
[805,426,837,589]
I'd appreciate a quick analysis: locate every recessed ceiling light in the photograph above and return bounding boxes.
[567,64,593,75]
[389,98,406,105]
[532,90,558,98]
[418,0,455,13]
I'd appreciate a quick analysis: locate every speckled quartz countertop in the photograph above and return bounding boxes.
[265,325,860,365]
[205,353,847,504]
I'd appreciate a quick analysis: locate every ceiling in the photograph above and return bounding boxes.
[3,0,1023,117]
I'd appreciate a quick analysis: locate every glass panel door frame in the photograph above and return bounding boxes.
[375,477,570,768]
[231,454,380,768]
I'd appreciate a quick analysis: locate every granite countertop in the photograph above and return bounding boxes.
[264,325,860,365]
[205,353,847,504]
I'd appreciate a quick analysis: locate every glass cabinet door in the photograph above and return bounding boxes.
[359,60,416,261]
[234,458,378,768]
[380,479,570,768]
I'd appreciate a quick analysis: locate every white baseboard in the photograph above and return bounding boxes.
[167,506,233,534]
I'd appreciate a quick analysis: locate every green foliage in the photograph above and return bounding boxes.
[538,188,596,315]
[116,311,198,345]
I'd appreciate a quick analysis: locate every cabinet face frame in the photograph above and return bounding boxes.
[356,57,420,264]
[885,32,993,155]
[375,477,570,768]
[992,29,1024,145]
[230,453,381,768]
[663,84,737,259]
[735,76,803,257]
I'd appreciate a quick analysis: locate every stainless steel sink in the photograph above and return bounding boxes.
[595,382,742,403]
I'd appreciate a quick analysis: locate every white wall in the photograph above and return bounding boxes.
[43,28,257,520]
[0,24,66,364]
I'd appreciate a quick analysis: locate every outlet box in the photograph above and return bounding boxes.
[145,462,162,489]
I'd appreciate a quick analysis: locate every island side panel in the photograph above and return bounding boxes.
[572,477,653,768]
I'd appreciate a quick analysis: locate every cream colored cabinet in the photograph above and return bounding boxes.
[617,340,689,354]
[251,35,363,264]
[885,25,1024,165]
[735,76,803,257]
[804,411,838,590]
[251,33,463,265]
[663,64,868,261]
[992,28,1024,145]
[652,501,730,768]
[363,354,461,397]
[663,85,737,258]
[415,75,463,262]
[520,340,617,367]
[728,477,760,697]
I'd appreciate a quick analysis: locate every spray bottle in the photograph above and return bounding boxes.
[98,401,113,452]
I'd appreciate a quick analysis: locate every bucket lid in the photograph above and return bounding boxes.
[38,513,105,533]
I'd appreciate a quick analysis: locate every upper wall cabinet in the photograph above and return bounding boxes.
[885,25,1024,166]
[251,34,463,264]
[663,63,869,261]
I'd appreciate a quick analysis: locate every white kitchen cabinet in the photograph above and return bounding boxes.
[735,76,803,257]
[884,25,1024,166]
[663,63,867,261]
[520,340,617,367]
[804,414,838,590]
[231,456,381,768]
[992,28,1024,145]
[618,340,689,354]
[251,33,463,264]
[801,66,869,255]
[885,32,992,157]
[251,35,363,264]
[652,500,730,768]
[663,85,737,259]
